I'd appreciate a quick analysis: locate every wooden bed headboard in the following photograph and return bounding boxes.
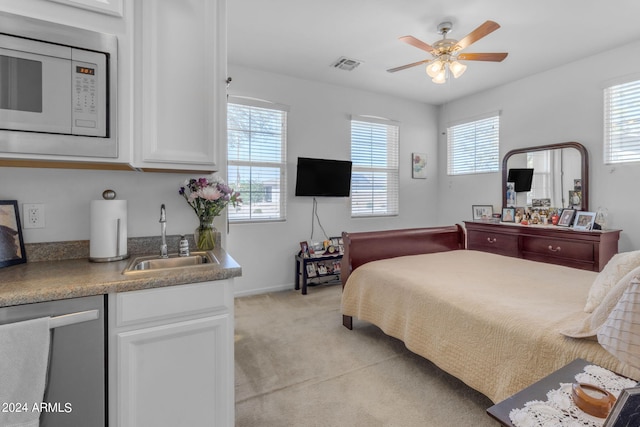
[340,224,465,286]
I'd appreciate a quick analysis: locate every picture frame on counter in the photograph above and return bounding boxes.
[0,200,27,268]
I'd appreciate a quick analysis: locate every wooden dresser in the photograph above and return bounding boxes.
[464,221,620,272]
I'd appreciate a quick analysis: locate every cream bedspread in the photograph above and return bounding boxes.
[341,250,640,403]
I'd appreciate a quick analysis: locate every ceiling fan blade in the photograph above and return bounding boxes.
[454,20,500,51]
[399,36,435,54]
[387,59,431,73]
[457,52,508,62]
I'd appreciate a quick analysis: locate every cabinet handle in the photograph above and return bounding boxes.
[486,237,497,243]
[548,245,561,252]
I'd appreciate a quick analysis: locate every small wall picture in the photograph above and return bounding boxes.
[574,179,582,191]
[0,200,27,268]
[604,386,640,427]
[501,207,516,223]
[573,211,596,231]
[558,208,576,227]
[472,205,494,220]
[412,153,427,179]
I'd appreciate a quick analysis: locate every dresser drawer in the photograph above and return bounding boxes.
[467,230,518,257]
[521,236,594,260]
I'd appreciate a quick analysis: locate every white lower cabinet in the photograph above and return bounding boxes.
[108,280,234,426]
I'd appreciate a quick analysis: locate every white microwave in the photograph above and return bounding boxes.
[0,12,117,158]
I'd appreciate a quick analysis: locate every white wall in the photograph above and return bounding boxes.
[226,65,438,295]
[437,39,640,251]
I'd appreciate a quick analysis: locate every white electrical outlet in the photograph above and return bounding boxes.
[23,203,45,229]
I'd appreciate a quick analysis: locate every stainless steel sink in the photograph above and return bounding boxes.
[123,252,218,274]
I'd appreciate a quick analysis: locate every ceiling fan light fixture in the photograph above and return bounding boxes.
[426,59,444,78]
[449,60,467,78]
[432,70,447,84]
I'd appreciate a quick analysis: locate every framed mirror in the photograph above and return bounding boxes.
[502,142,589,211]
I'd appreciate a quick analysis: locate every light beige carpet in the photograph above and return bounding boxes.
[235,284,501,427]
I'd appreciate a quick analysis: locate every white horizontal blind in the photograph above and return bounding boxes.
[604,79,640,164]
[447,115,500,175]
[227,102,287,222]
[350,118,399,217]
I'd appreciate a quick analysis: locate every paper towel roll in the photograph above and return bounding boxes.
[89,199,128,262]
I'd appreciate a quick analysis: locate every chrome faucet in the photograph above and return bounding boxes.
[159,204,168,258]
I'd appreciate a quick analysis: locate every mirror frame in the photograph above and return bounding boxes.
[502,141,589,211]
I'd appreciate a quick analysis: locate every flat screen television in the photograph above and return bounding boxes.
[295,157,352,197]
[507,168,534,192]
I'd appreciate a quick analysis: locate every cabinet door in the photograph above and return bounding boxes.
[133,0,226,170]
[113,315,232,427]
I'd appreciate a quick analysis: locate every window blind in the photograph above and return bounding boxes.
[227,101,287,222]
[447,115,500,175]
[350,118,399,217]
[604,79,640,164]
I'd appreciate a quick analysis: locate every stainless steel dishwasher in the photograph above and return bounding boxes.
[0,295,105,427]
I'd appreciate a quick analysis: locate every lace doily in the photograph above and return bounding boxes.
[509,365,637,427]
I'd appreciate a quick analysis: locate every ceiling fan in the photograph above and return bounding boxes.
[388,20,508,84]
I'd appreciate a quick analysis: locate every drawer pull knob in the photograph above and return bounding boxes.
[487,237,497,243]
[548,245,561,252]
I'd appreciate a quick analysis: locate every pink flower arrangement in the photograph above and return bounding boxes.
[179,175,241,220]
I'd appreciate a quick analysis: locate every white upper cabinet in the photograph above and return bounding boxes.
[131,0,226,171]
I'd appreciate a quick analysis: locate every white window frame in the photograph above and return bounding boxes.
[350,116,399,218]
[447,113,500,175]
[604,77,640,164]
[227,96,288,223]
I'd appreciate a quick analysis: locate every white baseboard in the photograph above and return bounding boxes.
[233,282,294,298]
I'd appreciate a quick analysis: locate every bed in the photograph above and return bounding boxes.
[340,225,640,403]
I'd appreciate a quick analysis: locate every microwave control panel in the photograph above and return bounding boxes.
[72,62,98,130]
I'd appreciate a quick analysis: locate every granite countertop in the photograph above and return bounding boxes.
[0,235,241,308]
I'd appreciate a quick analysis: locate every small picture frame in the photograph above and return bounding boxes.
[604,386,640,427]
[299,241,309,258]
[0,200,27,268]
[569,190,582,209]
[472,205,494,220]
[573,211,596,231]
[557,208,576,227]
[501,207,516,223]
[412,152,427,179]
[306,263,317,277]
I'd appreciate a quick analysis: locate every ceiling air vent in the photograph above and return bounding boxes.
[331,57,362,71]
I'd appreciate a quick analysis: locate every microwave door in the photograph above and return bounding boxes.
[0,37,72,135]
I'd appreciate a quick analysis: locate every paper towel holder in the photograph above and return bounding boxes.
[89,189,129,263]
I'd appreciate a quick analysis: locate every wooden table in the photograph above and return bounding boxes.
[487,358,593,426]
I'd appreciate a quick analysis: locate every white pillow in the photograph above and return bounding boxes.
[562,265,640,338]
[584,250,640,313]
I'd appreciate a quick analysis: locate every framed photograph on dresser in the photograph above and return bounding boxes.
[573,211,596,231]
[501,207,516,223]
[0,200,26,268]
[604,386,640,427]
[557,209,576,227]
[472,205,494,220]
